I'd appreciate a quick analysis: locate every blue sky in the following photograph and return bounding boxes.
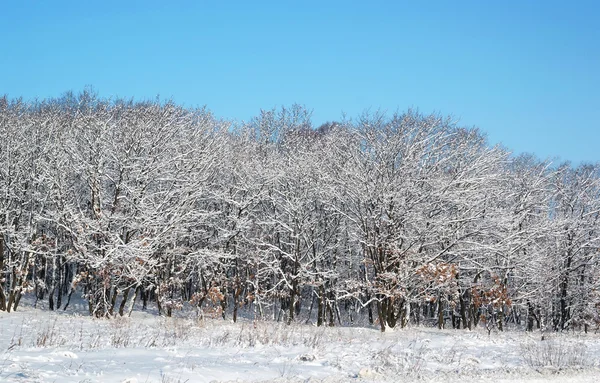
[1,1,598,164]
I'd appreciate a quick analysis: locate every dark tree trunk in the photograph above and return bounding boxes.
[232,281,242,323]
[527,302,535,332]
[119,286,131,316]
[497,306,504,331]
[437,296,444,329]
[0,234,5,311]
[377,299,386,332]
[317,285,325,326]
[459,288,469,330]
[367,292,374,325]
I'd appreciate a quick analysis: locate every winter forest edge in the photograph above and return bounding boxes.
[1,90,599,334]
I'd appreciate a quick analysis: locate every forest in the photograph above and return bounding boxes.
[0,90,599,333]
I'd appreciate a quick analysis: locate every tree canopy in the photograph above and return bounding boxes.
[1,91,599,333]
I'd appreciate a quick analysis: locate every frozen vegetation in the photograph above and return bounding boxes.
[1,299,600,382]
[1,91,600,381]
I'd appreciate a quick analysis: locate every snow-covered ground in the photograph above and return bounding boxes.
[1,305,600,382]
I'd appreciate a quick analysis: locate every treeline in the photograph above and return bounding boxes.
[0,91,599,332]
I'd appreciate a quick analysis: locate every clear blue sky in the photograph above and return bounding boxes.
[1,1,598,164]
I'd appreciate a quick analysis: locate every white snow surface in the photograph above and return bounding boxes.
[1,306,600,382]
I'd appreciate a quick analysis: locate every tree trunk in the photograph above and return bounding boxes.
[560,245,573,330]
[232,281,242,323]
[305,288,315,324]
[0,234,7,311]
[437,296,444,329]
[13,290,23,311]
[459,288,469,330]
[526,302,535,332]
[127,285,140,317]
[317,285,325,326]
[367,292,374,325]
[109,287,118,316]
[220,287,227,320]
[377,299,386,332]
[6,267,20,313]
[287,281,296,325]
[497,306,504,331]
[119,286,131,316]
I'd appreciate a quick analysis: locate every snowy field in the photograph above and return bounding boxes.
[1,304,600,382]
